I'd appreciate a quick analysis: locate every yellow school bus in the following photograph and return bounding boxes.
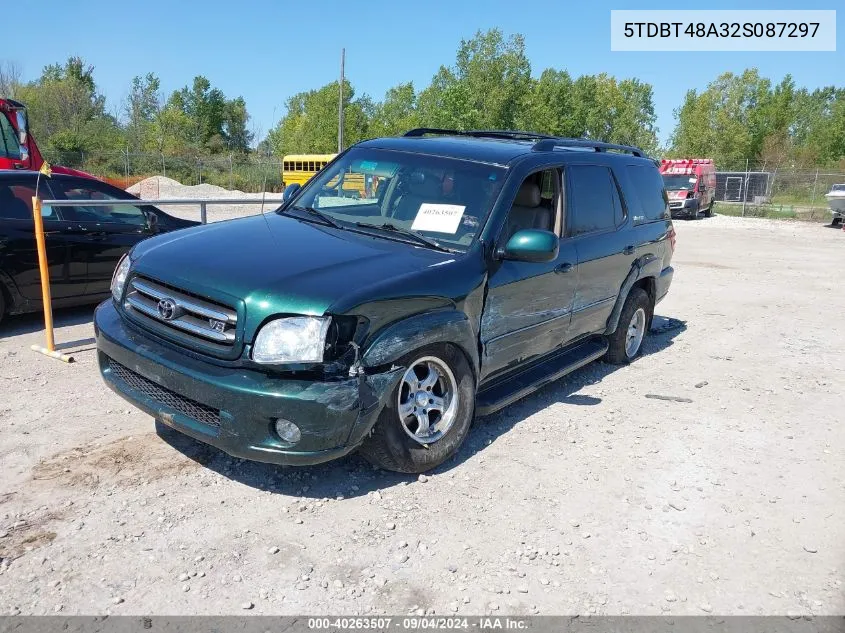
[281,154,336,187]
[281,153,367,197]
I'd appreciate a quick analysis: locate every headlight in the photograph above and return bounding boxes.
[252,316,331,363]
[111,254,131,302]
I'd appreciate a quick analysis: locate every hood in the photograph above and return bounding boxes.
[130,213,456,332]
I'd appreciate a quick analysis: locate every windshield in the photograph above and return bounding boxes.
[281,147,506,251]
[661,174,698,191]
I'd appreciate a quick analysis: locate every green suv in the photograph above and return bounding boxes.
[95,129,676,473]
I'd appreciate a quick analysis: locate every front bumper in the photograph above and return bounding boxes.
[669,200,699,218]
[655,266,674,304]
[94,301,401,466]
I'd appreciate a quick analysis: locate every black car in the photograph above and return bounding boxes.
[0,171,197,324]
[96,129,676,473]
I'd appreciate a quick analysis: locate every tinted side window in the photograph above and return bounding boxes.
[0,181,59,220]
[568,165,618,236]
[626,164,670,224]
[53,181,146,226]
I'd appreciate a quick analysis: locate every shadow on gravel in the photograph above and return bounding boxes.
[0,305,96,340]
[158,314,687,498]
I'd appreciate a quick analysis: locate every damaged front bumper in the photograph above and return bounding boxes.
[94,301,402,466]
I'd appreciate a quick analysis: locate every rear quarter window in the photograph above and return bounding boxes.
[625,164,670,225]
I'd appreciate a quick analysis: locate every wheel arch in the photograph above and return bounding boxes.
[605,257,659,335]
[359,309,479,381]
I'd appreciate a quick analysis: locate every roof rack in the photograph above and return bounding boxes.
[531,137,644,157]
[401,128,646,157]
[403,128,557,141]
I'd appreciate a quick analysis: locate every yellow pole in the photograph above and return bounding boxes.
[30,196,73,363]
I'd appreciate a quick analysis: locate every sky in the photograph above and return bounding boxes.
[6,0,842,147]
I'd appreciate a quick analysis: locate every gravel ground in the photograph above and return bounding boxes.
[0,215,842,616]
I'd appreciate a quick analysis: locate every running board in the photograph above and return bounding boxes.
[475,338,609,416]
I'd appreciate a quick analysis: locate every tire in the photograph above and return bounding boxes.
[833,217,842,227]
[704,201,714,217]
[358,344,475,473]
[604,287,651,365]
[0,285,6,327]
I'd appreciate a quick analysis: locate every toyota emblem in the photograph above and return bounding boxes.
[157,298,177,320]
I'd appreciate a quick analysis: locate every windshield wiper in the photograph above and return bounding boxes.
[285,205,341,229]
[355,222,452,252]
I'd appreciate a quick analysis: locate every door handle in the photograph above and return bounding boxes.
[623,245,635,255]
[555,262,573,274]
[13,163,24,169]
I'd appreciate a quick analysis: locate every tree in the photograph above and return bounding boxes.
[369,82,420,137]
[0,61,21,98]
[268,80,370,156]
[125,73,161,152]
[14,57,121,158]
[418,29,531,130]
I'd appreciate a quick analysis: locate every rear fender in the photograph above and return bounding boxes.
[604,255,661,335]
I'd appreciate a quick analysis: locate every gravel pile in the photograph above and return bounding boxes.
[127,176,282,224]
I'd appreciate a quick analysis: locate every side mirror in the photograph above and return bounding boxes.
[498,229,559,263]
[282,183,301,203]
[144,210,159,233]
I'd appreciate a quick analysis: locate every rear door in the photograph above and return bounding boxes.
[566,164,635,340]
[0,177,87,301]
[49,179,154,296]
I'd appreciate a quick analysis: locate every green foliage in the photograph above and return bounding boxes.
[268,29,660,157]
[267,80,371,155]
[11,58,254,161]
[670,70,845,169]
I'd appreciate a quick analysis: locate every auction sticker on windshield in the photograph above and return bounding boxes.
[412,203,465,234]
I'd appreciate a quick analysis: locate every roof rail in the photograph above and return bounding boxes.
[531,137,645,157]
[403,128,557,141]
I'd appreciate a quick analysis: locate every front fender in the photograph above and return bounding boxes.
[360,309,479,378]
[604,255,661,335]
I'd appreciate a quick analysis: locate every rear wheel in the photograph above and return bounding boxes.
[604,288,651,365]
[0,285,6,327]
[359,344,475,473]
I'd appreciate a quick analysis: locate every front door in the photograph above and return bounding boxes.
[480,168,578,381]
[0,178,88,301]
[49,179,153,296]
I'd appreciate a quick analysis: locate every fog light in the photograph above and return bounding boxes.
[274,418,301,446]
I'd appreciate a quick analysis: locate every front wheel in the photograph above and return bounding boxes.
[604,288,651,365]
[358,344,475,473]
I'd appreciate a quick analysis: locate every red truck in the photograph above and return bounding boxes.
[659,158,716,219]
[0,98,95,178]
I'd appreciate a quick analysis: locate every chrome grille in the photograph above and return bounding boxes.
[108,358,220,428]
[669,201,683,209]
[124,276,237,347]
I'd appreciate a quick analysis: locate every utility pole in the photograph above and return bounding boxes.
[338,48,345,153]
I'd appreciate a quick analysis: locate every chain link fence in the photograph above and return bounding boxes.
[44,150,845,223]
[713,162,845,221]
[44,150,285,194]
